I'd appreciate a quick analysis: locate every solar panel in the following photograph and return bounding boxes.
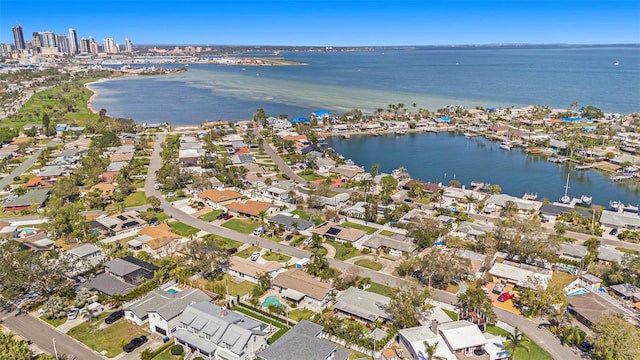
[122,221,140,229]
[117,215,128,221]
[326,227,341,236]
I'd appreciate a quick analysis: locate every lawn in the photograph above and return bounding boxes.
[222,219,261,234]
[299,172,326,181]
[40,315,66,327]
[443,309,459,321]
[290,209,324,225]
[68,312,149,358]
[262,251,292,263]
[198,209,224,222]
[327,241,360,260]
[201,234,242,250]
[380,230,399,237]
[355,259,383,271]
[550,271,577,289]
[289,308,314,322]
[486,324,553,360]
[342,221,378,235]
[232,305,290,343]
[236,246,262,259]
[123,191,146,207]
[365,282,395,298]
[168,221,199,237]
[151,346,178,360]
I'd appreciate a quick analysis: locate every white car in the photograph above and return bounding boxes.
[67,308,79,320]
[250,252,261,261]
[303,238,312,246]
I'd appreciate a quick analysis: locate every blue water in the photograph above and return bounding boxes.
[166,288,179,295]
[567,289,589,296]
[262,296,282,308]
[88,46,640,123]
[326,132,640,206]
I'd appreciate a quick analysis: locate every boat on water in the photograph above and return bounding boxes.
[395,130,406,135]
[340,134,351,139]
[610,175,632,182]
[548,157,568,163]
[580,195,592,205]
[560,174,571,204]
[344,159,355,166]
[463,132,475,138]
[614,60,620,66]
[610,200,639,213]
[499,141,512,150]
[523,192,538,201]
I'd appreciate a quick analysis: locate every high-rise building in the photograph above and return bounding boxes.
[39,31,57,48]
[68,28,79,55]
[12,26,26,50]
[102,37,118,54]
[31,32,41,52]
[124,38,133,53]
[56,34,70,55]
[79,38,90,53]
[0,44,13,57]
[89,37,99,54]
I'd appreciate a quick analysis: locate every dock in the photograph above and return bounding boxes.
[548,157,569,164]
[575,164,593,170]
[611,175,633,182]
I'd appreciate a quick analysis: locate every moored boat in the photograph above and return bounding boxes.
[499,141,512,150]
[580,195,592,205]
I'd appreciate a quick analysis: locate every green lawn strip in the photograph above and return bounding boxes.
[123,191,146,207]
[168,222,199,237]
[231,305,290,343]
[299,173,326,181]
[40,315,66,327]
[443,309,458,321]
[327,241,360,260]
[149,342,176,360]
[198,209,224,222]
[221,219,261,234]
[365,282,395,298]
[12,174,35,184]
[261,251,292,263]
[486,324,553,360]
[68,312,149,358]
[342,221,377,235]
[288,309,314,322]
[201,234,242,250]
[380,230,399,237]
[213,274,255,297]
[290,209,311,220]
[166,195,190,203]
[235,246,262,259]
[355,259,382,271]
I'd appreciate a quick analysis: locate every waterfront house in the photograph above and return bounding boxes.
[124,288,211,336]
[258,320,350,360]
[334,287,391,323]
[329,165,365,182]
[486,194,542,212]
[540,203,592,223]
[174,302,269,360]
[599,210,640,230]
[272,269,333,305]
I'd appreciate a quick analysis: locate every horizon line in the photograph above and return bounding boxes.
[132,42,640,48]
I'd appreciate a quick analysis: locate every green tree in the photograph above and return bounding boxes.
[0,332,31,360]
[417,248,471,289]
[44,295,66,319]
[562,325,585,347]
[448,179,460,188]
[580,105,604,119]
[591,315,640,360]
[380,175,398,197]
[487,184,502,195]
[146,195,161,210]
[456,283,497,324]
[504,328,529,360]
[386,283,431,328]
[369,163,380,178]
[182,237,229,277]
[502,200,518,217]
[423,341,445,360]
[494,217,560,263]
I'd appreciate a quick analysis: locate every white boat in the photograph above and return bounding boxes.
[345,159,355,166]
[580,195,592,205]
[614,60,620,66]
[560,174,571,204]
[395,130,406,135]
[499,141,511,150]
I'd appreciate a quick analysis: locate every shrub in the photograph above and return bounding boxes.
[171,344,184,355]
[362,248,371,254]
[13,176,20,182]
[281,173,290,180]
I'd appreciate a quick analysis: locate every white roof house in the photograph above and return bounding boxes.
[397,325,456,360]
[489,260,552,290]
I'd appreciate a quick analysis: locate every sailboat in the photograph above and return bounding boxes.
[560,174,571,204]
[614,60,620,66]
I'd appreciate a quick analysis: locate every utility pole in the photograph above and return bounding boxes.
[53,339,59,360]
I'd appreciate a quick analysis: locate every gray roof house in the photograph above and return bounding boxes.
[362,233,417,254]
[334,287,391,323]
[258,320,350,360]
[124,288,211,336]
[82,272,135,296]
[610,283,640,302]
[558,242,588,261]
[600,210,640,230]
[267,213,314,233]
[2,189,50,211]
[174,302,269,360]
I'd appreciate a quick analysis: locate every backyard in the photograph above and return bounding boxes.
[342,221,378,235]
[168,221,199,237]
[68,312,149,358]
[486,325,553,360]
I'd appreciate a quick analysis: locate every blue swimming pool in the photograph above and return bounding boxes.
[567,288,589,296]
[262,296,282,308]
[166,288,179,295]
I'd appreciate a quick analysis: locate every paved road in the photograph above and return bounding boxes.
[145,134,580,360]
[0,309,100,359]
[0,138,60,191]
[261,140,309,185]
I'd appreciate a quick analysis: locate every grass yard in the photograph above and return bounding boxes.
[299,172,326,181]
[486,324,553,360]
[327,241,361,260]
[236,246,262,259]
[288,308,314,322]
[168,221,199,237]
[198,209,224,222]
[232,305,289,343]
[151,346,178,360]
[291,209,311,220]
[222,219,261,234]
[40,315,66,327]
[201,234,242,250]
[68,312,149,358]
[443,309,459,321]
[365,282,395,298]
[261,251,292,263]
[123,191,146,207]
[550,271,577,289]
[342,221,378,235]
[355,259,383,271]
[380,230,399,237]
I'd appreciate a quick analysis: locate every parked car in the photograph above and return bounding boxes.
[216,212,228,220]
[250,251,261,261]
[105,310,124,324]
[253,226,266,236]
[302,237,312,246]
[284,234,294,241]
[537,323,551,329]
[492,282,506,295]
[123,335,147,353]
[67,308,79,320]
[497,292,515,302]
[226,247,238,255]
[609,228,618,235]
[223,214,234,220]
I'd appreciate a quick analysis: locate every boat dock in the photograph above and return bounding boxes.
[548,157,569,164]
[575,164,593,170]
[611,175,633,182]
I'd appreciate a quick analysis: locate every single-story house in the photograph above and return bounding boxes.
[600,210,640,230]
[104,256,158,285]
[225,200,280,218]
[450,249,487,279]
[95,211,147,236]
[227,257,283,283]
[597,246,626,264]
[272,269,333,305]
[82,273,135,296]
[174,302,269,360]
[334,287,391,323]
[197,189,243,208]
[486,194,542,212]
[567,292,629,328]
[127,224,182,258]
[2,189,50,212]
[124,287,211,336]
[329,165,365,182]
[344,201,368,218]
[557,242,588,261]
[22,176,53,189]
[452,221,494,240]
[258,320,350,360]
[489,260,552,290]
[540,203,592,223]
[610,283,640,302]
[362,234,417,254]
[266,213,314,233]
[67,243,104,276]
[312,222,367,243]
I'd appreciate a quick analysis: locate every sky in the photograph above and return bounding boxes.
[2,0,639,46]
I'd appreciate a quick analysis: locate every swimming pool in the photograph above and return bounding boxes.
[262,296,282,308]
[167,289,179,295]
[20,228,37,234]
[567,288,589,296]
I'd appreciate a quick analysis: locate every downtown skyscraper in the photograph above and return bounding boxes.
[68,28,79,54]
[12,25,25,50]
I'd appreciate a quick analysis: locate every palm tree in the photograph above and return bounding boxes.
[562,325,585,347]
[423,341,446,360]
[258,210,267,224]
[505,328,529,360]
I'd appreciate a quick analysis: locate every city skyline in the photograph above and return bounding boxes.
[2,0,639,47]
